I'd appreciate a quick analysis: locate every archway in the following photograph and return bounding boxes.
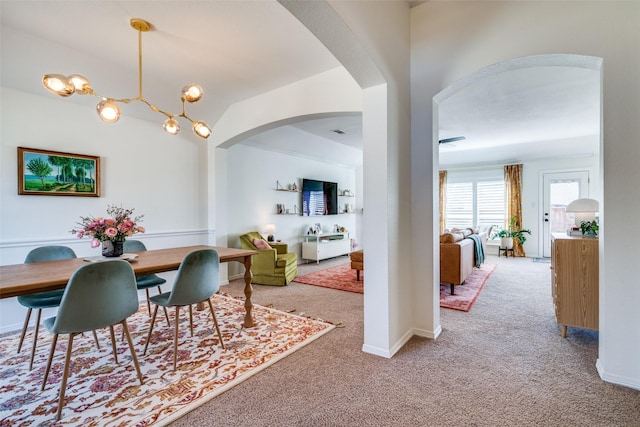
[432,53,603,326]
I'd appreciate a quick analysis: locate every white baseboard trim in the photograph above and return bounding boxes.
[361,328,415,359]
[361,344,392,358]
[596,358,640,390]
[413,324,442,340]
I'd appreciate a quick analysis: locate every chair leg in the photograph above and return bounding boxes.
[42,334,59,390]
[207,298,225,349]
[189,304,194,337]
[158,286,170,326]
[109,325,118,364]
[143,304,160,355]
[17,307,33,353]
[173,306,180,371]
[55,333,75,421]
[145,288,152,316]
[28,309,43,370]
[92,330,100,350]
[121,319,144,385]
[450,283,455,295]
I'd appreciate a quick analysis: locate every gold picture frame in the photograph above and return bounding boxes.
[18,147,100,197]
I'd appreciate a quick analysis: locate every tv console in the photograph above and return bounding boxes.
[301,232,351,264]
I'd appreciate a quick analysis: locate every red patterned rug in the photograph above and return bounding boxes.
[440,263,496,312]
[0,293,334,426]
[294,263,363,294]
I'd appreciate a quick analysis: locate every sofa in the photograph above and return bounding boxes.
[440,228,488,294]
[239,232,298,286]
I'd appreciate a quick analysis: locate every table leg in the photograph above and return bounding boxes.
[243,255,254,328]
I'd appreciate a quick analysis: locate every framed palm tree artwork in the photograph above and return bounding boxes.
[18,147,100,197]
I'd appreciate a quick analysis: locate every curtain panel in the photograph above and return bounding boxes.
[439,170,447,234]
[504,164,525,256]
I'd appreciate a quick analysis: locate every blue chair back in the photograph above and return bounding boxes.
[25,246,76,263]
[123,239,147,253]
[168,249,220,306]
[51,260,138,334]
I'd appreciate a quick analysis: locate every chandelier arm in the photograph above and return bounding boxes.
[85,90,135,105]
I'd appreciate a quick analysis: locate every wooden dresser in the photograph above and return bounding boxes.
[550,233,599,338]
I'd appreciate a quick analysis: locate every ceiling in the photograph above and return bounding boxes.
[1,1,600,169]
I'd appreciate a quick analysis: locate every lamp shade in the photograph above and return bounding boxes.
[68,74,92,94]
[182,84,204,103]
[566,198,599,213]
[163,118,180,135]
[96,100,121,123]
[566,198,599,227]
[42,74,75,97]
[192,121,211,139]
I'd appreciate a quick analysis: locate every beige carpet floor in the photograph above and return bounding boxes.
[170,255,640,426]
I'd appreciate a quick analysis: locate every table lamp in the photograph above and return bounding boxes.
[566,198,599,227]
[264,224,276,242]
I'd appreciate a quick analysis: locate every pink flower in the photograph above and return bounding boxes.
[71,205,144,247]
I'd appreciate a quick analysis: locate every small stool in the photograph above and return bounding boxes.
[350,250,364,281]
[498,247,514,257]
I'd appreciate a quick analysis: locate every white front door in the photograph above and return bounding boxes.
[542,171,589,257]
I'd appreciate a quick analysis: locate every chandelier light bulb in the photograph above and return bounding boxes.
[182,84,204,103]
[163,118,180,135]
[96,100,121,123]
[192,121,211,139]
[42,74,75,97]
[68,74,92,94]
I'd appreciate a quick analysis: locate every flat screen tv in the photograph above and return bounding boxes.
[302,179,338,216]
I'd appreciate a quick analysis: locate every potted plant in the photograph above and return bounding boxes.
[580,220,599,236]
[492,216,531,249]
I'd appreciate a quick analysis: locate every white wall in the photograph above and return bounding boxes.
[0,87,211,333]
[326,0,414,358]
[224,143,359,278]
[412,1,640,390]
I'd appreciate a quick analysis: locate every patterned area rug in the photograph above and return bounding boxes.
[294,263,363,294]
[440,263,496,312]
[0,293,334,426]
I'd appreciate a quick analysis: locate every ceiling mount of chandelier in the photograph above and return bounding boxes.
[42,18,211,139]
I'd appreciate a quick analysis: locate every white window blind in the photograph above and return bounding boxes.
[445,182,473,229]
[477,180,505,227]
[444,172,505,231]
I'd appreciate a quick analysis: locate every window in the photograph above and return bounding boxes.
[445,170,505,232]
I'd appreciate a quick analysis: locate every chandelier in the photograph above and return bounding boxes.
[42,18,211,139]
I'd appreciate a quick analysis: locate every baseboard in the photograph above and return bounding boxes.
[413,324,442,340]
[361,343,392,358]
[597,358,640,390]
[361,328,415,359]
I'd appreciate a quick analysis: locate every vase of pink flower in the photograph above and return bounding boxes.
[71,205,145,257]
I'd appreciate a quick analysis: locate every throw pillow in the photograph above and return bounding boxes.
[253,238,272,250]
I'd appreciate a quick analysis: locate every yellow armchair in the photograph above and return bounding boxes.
[239,232,298,286]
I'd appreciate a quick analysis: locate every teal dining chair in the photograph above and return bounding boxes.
[143,249,225,371]
[41,260,144,422]
[123,239,170,324]
[18,246,78,370]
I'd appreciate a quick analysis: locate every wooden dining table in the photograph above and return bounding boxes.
[0,245,259,327]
